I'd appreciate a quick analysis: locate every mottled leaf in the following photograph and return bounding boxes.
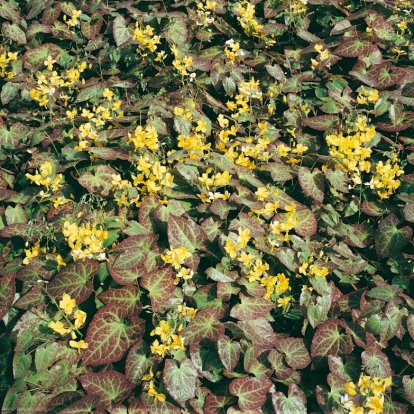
[112,234,158,269]
[0,274,15,321]
[302,115,339,131]
[125,340,151,383]
[275,337,311,369]
[230,294,274,320]
[82,305,144,366]
[140,267,175,312]
[361,346,392,377]
[48,260,99,304]
[217,335,241,372]
[182,310,225,344]
[98,285,141,316]
[334,38,373,57]
[113,14,131,47]
[168,215,208,253]
[294,208,317,237]
[163,358,198,404]
[78,165,117,197]
[3,22,27,44]
[229,377,272,411]
[272,384,306,414]
[376,214,412,258]
[298,167,324,203]
[78,371,134,408]
[238,318,282,348]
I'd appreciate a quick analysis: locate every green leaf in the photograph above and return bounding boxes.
[275,338,311,369]
[140,267,175,312]
[5,204,27,225]
[302,115,339,131]
[0,2,20,21]
[35,342,58,372]
[361,346,392,377]
[78,371,134,408]
[402,375,414,405]
[165,17,188,46]
[113,14,131,47]
[3,22,26,44]
[403,203,414,222]
[367,285,402,301]
[324,168,349,193]
[48,260,99,305]
[230,293,274,320]
[168,215,208,253]
[217,334,241,372]
[0,274,15,320]
[310,320,354,366]
[228,212,266,237]
[163,358,198,404]
[375,214,412,258]
[206,265,238,283]
[334,39,373,57]
[78,165,117,196]
[23,43,63,70]
[82,305,144,366]
[265,162,297,182]
[294,208,317,237]
[1,82,20,105]
[406,314,414,340]
[125,340,151,383]
[13,351,32,378]
[59,396,101,414]
[272,384,307,414]
[182,310,225,344]
[229,377,273,411]
[98,285,141,316]
[298,167,324,204]
[0,123,28,150]
[112,234,158,269]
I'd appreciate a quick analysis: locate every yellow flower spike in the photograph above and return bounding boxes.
[59,293,77,315]
[69,339,88,353]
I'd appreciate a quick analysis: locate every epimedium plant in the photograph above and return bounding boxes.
[1,0,414,412]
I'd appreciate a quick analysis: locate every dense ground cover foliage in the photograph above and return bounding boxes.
[1,0,414,412]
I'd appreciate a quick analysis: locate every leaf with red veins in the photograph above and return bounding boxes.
[59,396,103,414]
[229,377,273,411]
[217,335,241,372]
[238,318,285,348]
[182,311,225,345]
[275,337,311,369]
[311,319,354,367]
[140,267,175,313]
[82,305,144,366]
[48,259,99,305]
[78,165,117,197]
[230,294,274,321]
[272,384,307,413]
[78,371,134,409]
[361,346,392,378]
[168,214,209,253]
[0,274,15,320]
[97,285,141,316]
[298,167,325,204]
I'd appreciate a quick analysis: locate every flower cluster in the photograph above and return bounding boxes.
[0,49,18,78]
[225,227,251,259]
[47,294,88,353]
[128,124,159,152]
[141,368,166,402]
[174,104,211,159]
[341,374,392,414]
[133,23,161,56]
[224,39,244,64]
[161,246,193,284]
[356,87,380,106]
[267,202,299,245]
[69,88,124,151]
[150,319,186,358]
[234,0,264,40]
[298,252,329,278]
[311,43,330,69]
[196,0,216,27]
[62,221,108,261]
[131,156,174,195]
[64,9,82,27]
[171,44,195,79]
[29,57,88,108]
[26,160,64,195]
[326,115,375,186]
[366,159,404,199]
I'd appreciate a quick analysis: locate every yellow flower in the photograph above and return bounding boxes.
[150,321,171,342]
[148,381,166,402]
[48,320,72,335]
[365,395,384,414]
[74,309,87,328]
[141,368,154,381]
[344,381,357,396]
[277,296,291,308]
[59,293,77,315]
[56,254,66,267]
[69,339,88,353]
[237,228,250,248]
[348,404,364,414]
[150,339,168,357]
